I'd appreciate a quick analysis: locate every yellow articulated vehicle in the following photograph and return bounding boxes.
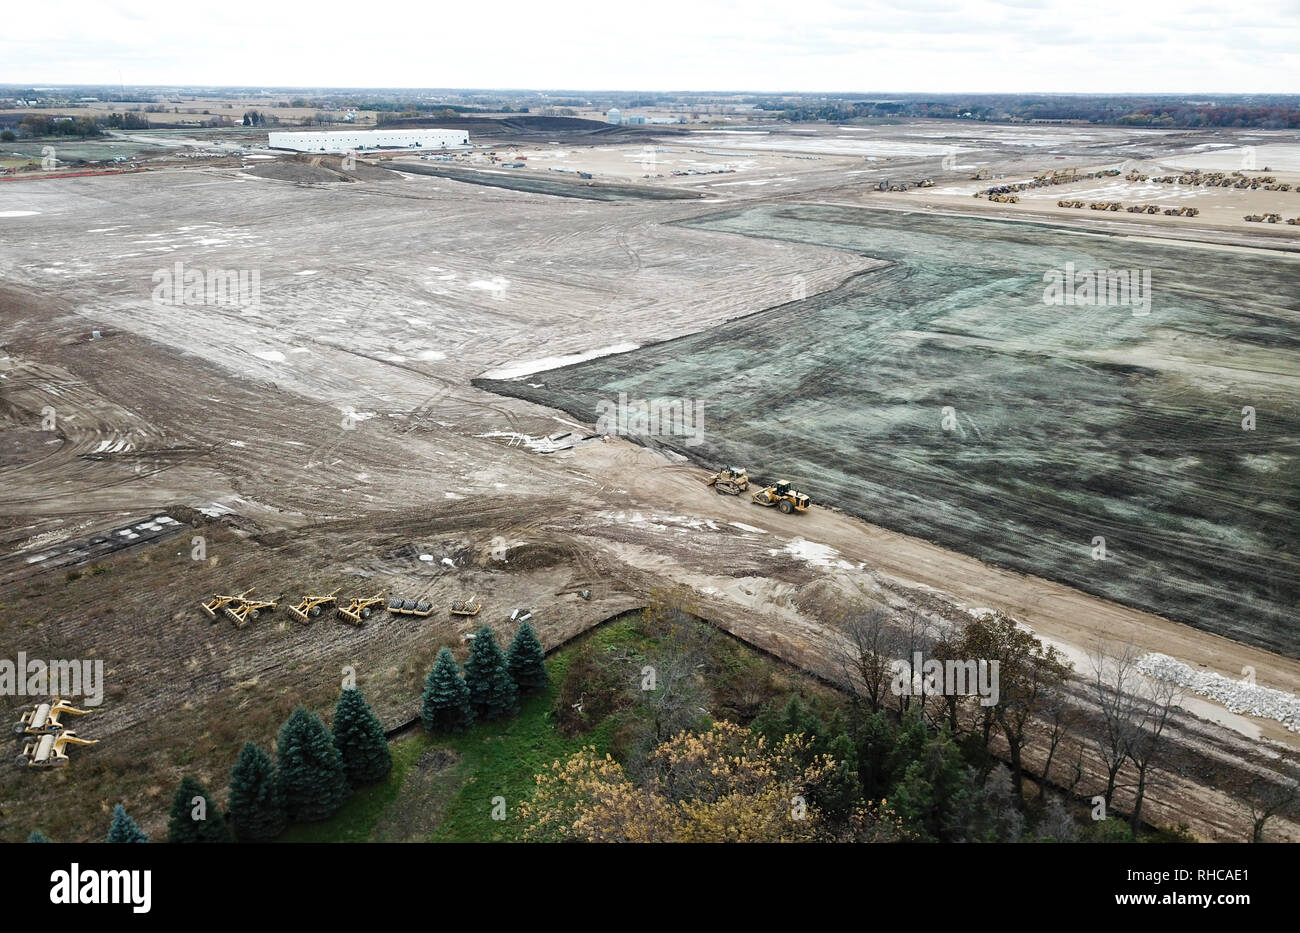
[752,480,811,515]
[705,466,750,496]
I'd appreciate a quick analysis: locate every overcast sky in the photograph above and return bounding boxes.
[5,0,1298,94]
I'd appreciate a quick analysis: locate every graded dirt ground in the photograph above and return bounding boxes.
[0,121,1296,842]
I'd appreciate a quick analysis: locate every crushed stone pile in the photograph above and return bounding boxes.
[1139,652,1299,733]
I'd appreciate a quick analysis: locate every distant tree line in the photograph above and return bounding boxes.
[13,111,151,138]
[757,94,1300,129]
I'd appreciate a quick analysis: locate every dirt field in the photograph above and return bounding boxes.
[0,121,1296,842]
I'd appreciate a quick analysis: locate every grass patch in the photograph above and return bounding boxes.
[429,650,616,842]
[277,732,430,843]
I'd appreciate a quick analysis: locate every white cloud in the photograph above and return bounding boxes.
[2,0,1295,92]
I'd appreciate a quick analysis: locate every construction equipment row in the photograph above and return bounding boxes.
[12,699,98,769]
[1149,170,1279,189]
[201,586,477,626]
[1056,199,1200,217]
[975,167,1120,200]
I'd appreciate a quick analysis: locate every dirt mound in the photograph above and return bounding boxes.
[244,158,348,184]
[245,153,397,184]
[499,541,573,570]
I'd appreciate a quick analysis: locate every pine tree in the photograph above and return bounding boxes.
[506,621,548,694]
[167,776,232,843]
[810,732,863,825]
[332,687,392,788]
[27,830,50,843]
[421,648,474,733]
[463,627,519,720]
[276,707,350,822]
[106,804,149,843]
[854,708,900,800]
[227,742,286,841]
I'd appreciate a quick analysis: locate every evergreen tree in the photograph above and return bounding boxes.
[27,830,50,843]
[106,804,149,843]
[421,648,474,733]
[332,687,392,788]
[754,694,826,752]
[276,707,350,822]
[810,731,863,825]
[888,727,973,842]
[889,759,937,841]
[167,776,232,843]
[228,742,286,842]
[506,621,549,694]
[463,627,518,720]
[853,709,899,799]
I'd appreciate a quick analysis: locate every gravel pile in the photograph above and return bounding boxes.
[1139,653,1300,733]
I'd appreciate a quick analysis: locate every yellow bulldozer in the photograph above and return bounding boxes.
[752,481,811,515]
[705,466,750,496]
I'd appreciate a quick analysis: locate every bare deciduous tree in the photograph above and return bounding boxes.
[1089,641,1145,809]
[837,605,896,714]
[1241,771,1300,843]
[1124,677,1181,831]
[1038,687,1078,804]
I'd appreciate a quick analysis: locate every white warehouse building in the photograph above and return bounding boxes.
[267,128,470,153]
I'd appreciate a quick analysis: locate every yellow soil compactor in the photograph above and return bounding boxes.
[752,480,811,515]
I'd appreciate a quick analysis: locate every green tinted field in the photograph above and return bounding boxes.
[482,205,1300,656]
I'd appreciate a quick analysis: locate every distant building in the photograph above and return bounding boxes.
[607,108,621,124]
[624,114,646,125]
[266,128,468,153]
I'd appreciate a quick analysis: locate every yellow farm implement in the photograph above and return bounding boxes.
[338,592,385,626]
[12,699,93,736]
[287,587,341,624]
[200,587,255,621]
[450,595,481,617]
[16,729,99,768]
[223,595,278,628]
